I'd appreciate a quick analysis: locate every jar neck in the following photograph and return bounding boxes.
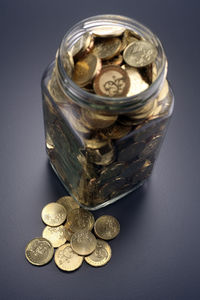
[56,14,167,114]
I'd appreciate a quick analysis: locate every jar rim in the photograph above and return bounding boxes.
[57,14,167,113]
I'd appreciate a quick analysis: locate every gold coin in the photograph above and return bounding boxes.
[93,65,130,97]
[157,80,169,102]
[122,64,149,96]
[84,136,108,149]
[70,32,92,57]
[62,51,74,78]
[123,40,158,67]
[42,225,68,248]
[106,54,123,66]
[81,108,117,129]
[57,196,80,217]
[85,239,112,267]
[92,26,125,37]
[86,141,115,166]
[25,237,54,266]
[54,243,83,271]
[72,53,101,87]
[100,123,132,139]
[93,37,122,60]
[67,208,95,232]
[94,215,120,240]
[70,229,97,256]
[41,202,67,227]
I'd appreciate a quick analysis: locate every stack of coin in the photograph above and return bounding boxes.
[25,196,120,270]
[44,25,171,208]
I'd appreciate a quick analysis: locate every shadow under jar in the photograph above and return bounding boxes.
[41,15,174,210]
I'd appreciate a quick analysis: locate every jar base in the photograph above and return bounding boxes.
[49,159,146,211]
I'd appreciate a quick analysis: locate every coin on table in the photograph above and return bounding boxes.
[93,37,122,60]
[121,64,149,97]
[41,202,67,227]
[93,65,130,97]
[42,225,68,248]
[70,229,97,256]
[25,237,54,266]
[85,239,112,267]
[72,53,101,87]
[92,26,125,37]
[54,243,83,271]
[123,40,158,67]
[57,196,80,217]
[94,215,120,240]
[67,208,95,232]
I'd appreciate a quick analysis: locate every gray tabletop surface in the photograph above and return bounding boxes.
[1,0,200,299]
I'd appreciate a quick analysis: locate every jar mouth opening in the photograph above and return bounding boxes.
[57,14,167,112]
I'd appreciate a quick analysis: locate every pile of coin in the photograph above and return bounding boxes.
[43,25,172,208]
[25,196,120,271]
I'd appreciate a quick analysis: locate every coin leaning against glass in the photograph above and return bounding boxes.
[42,225,68,248]
[56,196,80,217]
[25,237,54,266]
[54,243,83,271]
[67,208,95,232]
[94,215,120,240]
[41,202,67,227]
[70,229,97,256]
[85,239,112,267]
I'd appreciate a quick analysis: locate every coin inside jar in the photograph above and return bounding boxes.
[93,37,122,60]
[54,243,83,271]
[70,229,97,256]
[81,108,117,129]
[123,40,158,67]
[85,239,112,267]
[41,203,67,227]
[25,237,54,266]
[94,215,120,240]
[93,65,130,97]
[72,53,101,87]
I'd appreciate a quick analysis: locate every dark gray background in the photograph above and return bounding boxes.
[1,0,200,299]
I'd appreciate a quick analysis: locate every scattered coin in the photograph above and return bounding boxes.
[67,208,95,232]
[25,237,54,266]
[41,202,67,227]
[93,65,130,97]
[57,196,80,217]
[70,229,97,256]
[123,40,158,67]
[85,239,112,267]
[42,225,68,248]
[54,243,83,271]
[94,215,120,240]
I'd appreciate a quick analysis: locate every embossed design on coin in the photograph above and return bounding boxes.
[54,243,83,271]
[67,208,95,232]
[41,203,67,227]
[94,215,120,240]
[56,196,80,217]
[93,37,121,60]
[42,225,67,248]
[93,66,130,97]
[123,40,158,67]
[71,229,97,256]
[85,239,112,267]
[25,237,54,266]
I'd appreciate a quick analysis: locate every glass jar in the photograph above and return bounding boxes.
[41,15,174,210]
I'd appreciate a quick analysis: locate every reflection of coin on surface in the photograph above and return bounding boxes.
[93,65,130,97]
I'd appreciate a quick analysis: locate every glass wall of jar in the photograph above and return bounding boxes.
[41,15,174,210]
